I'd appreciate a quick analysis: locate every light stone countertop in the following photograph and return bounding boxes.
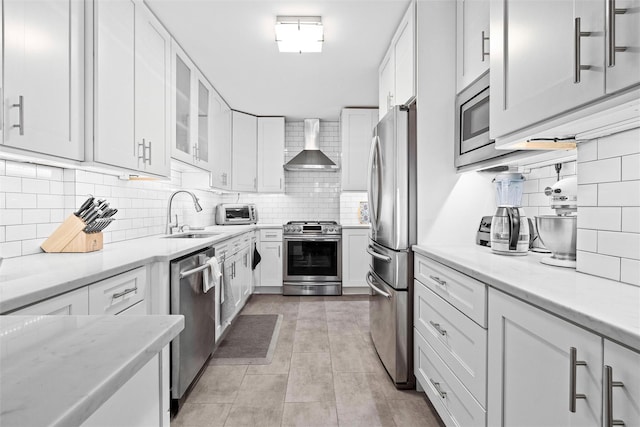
[0,225,261,314]
[341,224,371,229]
[413,244,640,351]
[0,314,184,427]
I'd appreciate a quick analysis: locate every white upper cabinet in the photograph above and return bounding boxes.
[378,0,416,120]
[3,0,83,160]
[211,91,232,190]
[257,117,285,193]
[490,0,640,145]
[456,0,490,93]
[605,0,640,94]
[170,42,213,171]
[341,108,378,191]
[93,0,170,177]
[232,111,257,192]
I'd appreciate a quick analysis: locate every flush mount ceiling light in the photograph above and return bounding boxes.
[275,16,323,53]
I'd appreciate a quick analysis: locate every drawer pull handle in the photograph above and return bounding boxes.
[429,379,447,399]
[605,365,625,427]
[429,321,447,336]
[429,275,447,287]
[112,286,138,299]
[569,347,588,412]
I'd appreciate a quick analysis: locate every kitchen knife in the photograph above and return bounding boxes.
[74,196,94,218]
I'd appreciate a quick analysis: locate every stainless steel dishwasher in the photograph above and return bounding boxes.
[170,246,216,412]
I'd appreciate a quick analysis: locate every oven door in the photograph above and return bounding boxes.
[283,236,342,282]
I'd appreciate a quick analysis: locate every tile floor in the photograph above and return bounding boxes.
[172,295,443,427]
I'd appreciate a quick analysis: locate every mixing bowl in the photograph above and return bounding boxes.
[535,215,577,265]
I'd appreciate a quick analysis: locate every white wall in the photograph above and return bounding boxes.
[575,128,640,286]
[415,0,496,246]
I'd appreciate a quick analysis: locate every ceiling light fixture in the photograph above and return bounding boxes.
[275,16,323,53]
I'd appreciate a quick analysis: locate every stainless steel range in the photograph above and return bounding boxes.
[283,221,342,296]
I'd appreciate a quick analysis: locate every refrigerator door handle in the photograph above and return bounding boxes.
[367,272,392,299]
[367,135,382,231]
[367,245,391,263]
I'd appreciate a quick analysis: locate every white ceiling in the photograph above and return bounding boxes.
[145,0,411,120]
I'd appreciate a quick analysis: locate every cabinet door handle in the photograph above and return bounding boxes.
[481,31,490,61]
[605,365,625,427]
[112,286,138,299]
[138,140,146,163]
[193,144,198,162]
[429,379,447,399]
[280,178,282,190]
[146,140,152,165]
[607,0,628,67]
[569,347,588,412]
[12,95,24,135]
[429,320,447,336]
[574,18,592,83]
[429,275,447,287]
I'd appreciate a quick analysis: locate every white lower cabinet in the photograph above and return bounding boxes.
[488,287,602,427]
[414,253,487,426]
[88,266,147,315]
[604,340,640,426]
[81,352,162,427]
[342,228,369,288]
[256,229,283,290]
[9,287,89,315]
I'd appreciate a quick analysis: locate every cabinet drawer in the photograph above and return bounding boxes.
[415,280,487,405]
[414,328,486,427]
[260,229,282,241]
[89,267,147,315]
[414,254,487,327]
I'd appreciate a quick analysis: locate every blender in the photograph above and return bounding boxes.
[490,173,530,255]
[535,176,578,268]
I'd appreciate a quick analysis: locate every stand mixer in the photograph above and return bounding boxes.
[535,176,578,268]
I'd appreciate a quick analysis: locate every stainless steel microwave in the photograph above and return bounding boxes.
[455,72,513,168]
[215,203,258,225]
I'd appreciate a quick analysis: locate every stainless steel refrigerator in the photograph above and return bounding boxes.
[366,103,417,389]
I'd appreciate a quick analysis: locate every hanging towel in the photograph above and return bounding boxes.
[203,256,222,293]
[220,260,236,325]
[252,243,262,270]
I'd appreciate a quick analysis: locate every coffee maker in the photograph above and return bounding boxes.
[490,173,530,255]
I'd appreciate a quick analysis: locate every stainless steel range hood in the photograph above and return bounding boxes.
[284,119,339,171]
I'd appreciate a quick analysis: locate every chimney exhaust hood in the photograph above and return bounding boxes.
[284,119,339,171]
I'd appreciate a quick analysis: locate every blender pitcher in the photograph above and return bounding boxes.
[490,173,530,255]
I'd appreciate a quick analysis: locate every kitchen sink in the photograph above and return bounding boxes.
[163,232,222,239]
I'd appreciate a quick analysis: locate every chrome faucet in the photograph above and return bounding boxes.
[166,190,203,234]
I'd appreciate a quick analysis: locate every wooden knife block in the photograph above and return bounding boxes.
[41,215,104,253]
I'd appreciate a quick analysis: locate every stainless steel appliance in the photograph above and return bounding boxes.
[170,246,216,411]
[455,72,514,168]
[283,119,339,171]
[283,221,342,296]
[490,173,530,255]
[476,216,493,247]
[536,176,578,268]
[215,203,258,225]
[367,103,417,389]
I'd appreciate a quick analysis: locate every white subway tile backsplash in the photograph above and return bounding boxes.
[577,229,597,252]
[37,194,65,209]
[22,209,50,224]
[0,241,22,258]
[6,193,37,209]
[5,162,37,178]
[597,231,640,260]
[49,181,65,195]
[622,207,640,233]
[523,179,538,194]
[21,239,43,256]
[577,158,621,184]
[0,160,6,176]
[598,181,640,207]
[0,209,22,226]
[621,154,640,181]
[576,250,621,281]
[620,258,640,286]
[5,224,37,241]
[37,223,60,239]
[0,226,5,242]
[578,184,598,206]
[597,128,640,159]
[22,178,50,194]
[578,139,597,163]
[36,165,63,181]
[0,176,22,192]
[578,207,621,231]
